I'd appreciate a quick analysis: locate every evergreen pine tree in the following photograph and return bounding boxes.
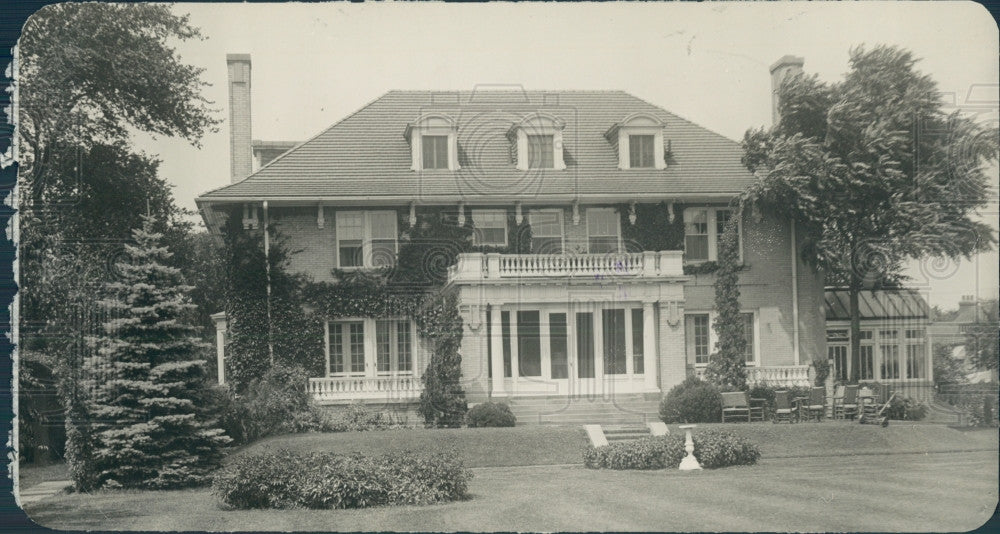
[78,215,230,490]
[704,213,749,391]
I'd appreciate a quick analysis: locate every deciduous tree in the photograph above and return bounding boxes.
[741,45,997,381]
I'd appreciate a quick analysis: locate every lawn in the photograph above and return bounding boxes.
[232,421,997,468]
[22,451,999,531]
[235,425,589,468]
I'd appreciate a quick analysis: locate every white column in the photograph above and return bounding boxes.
[594,308,604,394]
[643,302,658,391]
[490,307,505,396]
[323,320,331,377]
[540,311,552,380]
[215,322,227,385]
[510,310,520,394]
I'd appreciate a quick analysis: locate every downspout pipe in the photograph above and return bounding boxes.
[264,200,273,364]
[791,218,800,365]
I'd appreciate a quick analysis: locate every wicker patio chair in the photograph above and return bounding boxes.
[772,390,798,424]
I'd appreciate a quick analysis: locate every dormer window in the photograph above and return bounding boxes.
[527,135,555,168]
[606,113,667,170]
[629,134,655,168]
[405,114,459,171]
[421,135,449,169]
[511,113,566,171]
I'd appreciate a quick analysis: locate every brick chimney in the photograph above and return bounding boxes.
[227,54,252,183]
[769,55,804,125]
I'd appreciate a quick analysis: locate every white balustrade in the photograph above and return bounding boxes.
[693,365,811,388]
[447,251,685,282]
[307,375,423,403]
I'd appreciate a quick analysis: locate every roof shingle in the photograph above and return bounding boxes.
[198,90,756,203]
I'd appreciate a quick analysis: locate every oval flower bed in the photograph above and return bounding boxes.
[583,430,761,470]
[212,449,472,509]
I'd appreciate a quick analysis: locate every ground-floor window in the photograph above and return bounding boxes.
[327,318,415,377]
[825,326,929,382]
[492,306,646,381]
[905,328,927,379]
[686,311,757,366]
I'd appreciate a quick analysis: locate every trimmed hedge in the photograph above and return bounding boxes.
[212,449,472,509]
[584,430,760,470]
[659,377,723,423]
[466,402,516,427]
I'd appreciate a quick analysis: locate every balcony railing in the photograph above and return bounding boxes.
[694,365,811,388]
[447,251,684,282]
[307,375,423,404]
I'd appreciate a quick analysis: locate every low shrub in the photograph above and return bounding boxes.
[659,376,723,423]
[692,429,761,468]
[466,402,516,427]
[212,449,472,509]
[329,402,399,432]
[213,364,333,444]
[884,395,928,421]
[583,430,760,470]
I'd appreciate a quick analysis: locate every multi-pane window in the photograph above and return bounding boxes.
[527,135,554,169]
[631,309,644,374]
[684,209,709,262]
[330,319,414,377]
[336,211,398,268]
[741,313,755,363]
[369,212,398,267]
[827,329,850,382]
[603,309,627,375]
[529,210,563,254]
[879,329,900,380]
[517,311,542,377]
[859,330,875,380]
[629,134,655,168]
[905,328,926,379]
[336,212,364,268]
[472,210,508,247]
[683,207,740,263]
[421,135,449,169]
[587,208,620,253]
[549,313,569,379]
[376,320,414,374]
[685,314,711,365]
[328,321,366,376]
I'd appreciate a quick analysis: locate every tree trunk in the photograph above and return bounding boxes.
[849,285,862,383]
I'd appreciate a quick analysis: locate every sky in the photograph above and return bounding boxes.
[130,2,998,310]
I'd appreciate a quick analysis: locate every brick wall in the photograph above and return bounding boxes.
[270,206,337,282]
[682,210,826,368]
[227,56,252,183]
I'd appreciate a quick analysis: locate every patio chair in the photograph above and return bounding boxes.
[721,391,751,422]
[772,390,798,424]
[749,395,767,422]
[802,387,826,421]
[834,385,859,420]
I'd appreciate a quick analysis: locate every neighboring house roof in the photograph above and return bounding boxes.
[824,289,930,321]
[197,90,755,203]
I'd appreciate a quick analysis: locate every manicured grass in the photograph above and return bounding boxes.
[236,426,589,468]
[23,451,999,531]
[236,421,997,468]
[17,462,70,491]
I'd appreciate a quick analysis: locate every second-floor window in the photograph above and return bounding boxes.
[629,135,655,168]
[421,135,449,169]
[529,209,563,254]
[472,209,508,247]
[683,207,741,263]
[527,135,555,169]
[586,208,620,253]
[336,210,398,268]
